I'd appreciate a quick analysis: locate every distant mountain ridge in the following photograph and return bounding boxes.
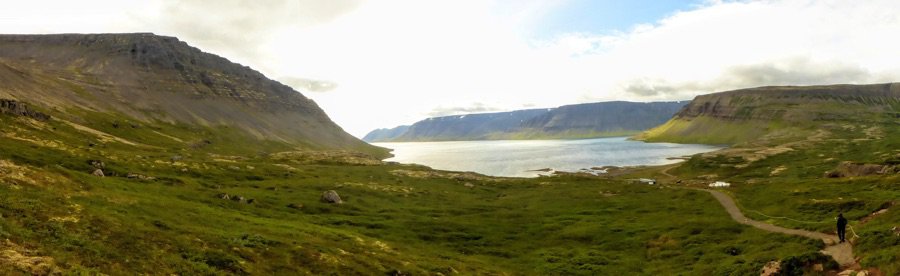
[364,101,688,142]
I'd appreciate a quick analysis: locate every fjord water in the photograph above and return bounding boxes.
[376,137,722,177]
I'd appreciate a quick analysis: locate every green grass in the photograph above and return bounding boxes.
[0,110,827,274]
[650,112,900,273]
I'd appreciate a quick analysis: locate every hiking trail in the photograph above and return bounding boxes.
[702,189,856,267]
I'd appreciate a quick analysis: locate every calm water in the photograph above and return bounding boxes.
[375,137,722,177]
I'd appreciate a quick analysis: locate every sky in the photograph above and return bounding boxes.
[2,0,900,137]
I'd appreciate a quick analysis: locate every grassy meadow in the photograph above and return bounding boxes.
[0,108,835,275]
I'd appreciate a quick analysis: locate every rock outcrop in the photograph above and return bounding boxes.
[0,99,49,121]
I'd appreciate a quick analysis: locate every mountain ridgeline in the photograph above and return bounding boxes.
[637,83,900,145]
[0,33,385,156]
[364,101,688,142]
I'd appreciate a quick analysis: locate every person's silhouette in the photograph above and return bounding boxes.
[836,213,848,243]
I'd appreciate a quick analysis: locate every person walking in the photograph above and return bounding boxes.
[836,213,848,243]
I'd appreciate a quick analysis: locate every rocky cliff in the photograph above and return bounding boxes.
[367,101,687,141]
[0,33,382,155]
[637,83,900,144]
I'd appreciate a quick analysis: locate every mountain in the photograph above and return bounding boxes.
[390,108,551,141]
[636,83,900,144]
[368,101,688,142]
[0,33,384,156]
[361,125,410,142]
[5,33,895,274]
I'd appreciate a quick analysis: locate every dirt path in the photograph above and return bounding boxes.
[658,163,678,179]
[702,189,856,267]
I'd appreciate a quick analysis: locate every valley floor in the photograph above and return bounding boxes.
[0,112,898,275]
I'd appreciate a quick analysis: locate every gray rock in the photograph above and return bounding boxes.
[87,160,105,169]
[91,169,105,177]
[0,99,50,121]
[320,190,342,204]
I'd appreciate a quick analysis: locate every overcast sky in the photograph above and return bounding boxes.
[3,0,900,137]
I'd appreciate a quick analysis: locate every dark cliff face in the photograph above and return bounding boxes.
[675,83,900,121]
[0,33,379,154]
[372,101,687,141]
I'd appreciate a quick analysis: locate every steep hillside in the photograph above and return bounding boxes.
[391,109,550,141]
[372,101,687,142]
[637,83,900,145]
[0,33,384,156]
[516,101,688,139]
[362,125,410,142]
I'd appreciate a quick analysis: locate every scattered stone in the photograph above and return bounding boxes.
[287,203,303,209]
[217,193,230,200]
[760,261,780,276]
[87,160,105,169]
[321,190,342,204]
[892,226,899,236]
[170,155,183,162]
[463,183,475,188]
[126,173,156,181]
[91,169,105,177]
[232,196,246,203]
[837,270,856,276]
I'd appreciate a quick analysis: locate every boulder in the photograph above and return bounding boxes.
[87,160,105,169]
[91,169,105,177]
[321,190,342,204]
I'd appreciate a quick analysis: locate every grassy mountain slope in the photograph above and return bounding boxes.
[0,33,384,156]
[636,83,900,145]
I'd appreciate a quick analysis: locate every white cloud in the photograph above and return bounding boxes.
[2,0,900,137]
